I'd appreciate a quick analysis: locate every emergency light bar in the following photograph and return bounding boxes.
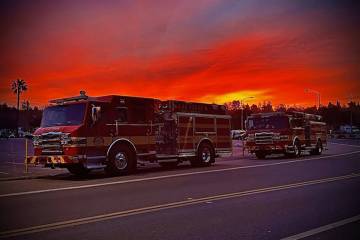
[49,91,88,104]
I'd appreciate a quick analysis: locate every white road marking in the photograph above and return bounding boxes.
[0,150,359,198]
[1,173,359,238]
[5,162,24,165]
[281,214,360,240]
[0,172,9,175]
[328,142,360,148]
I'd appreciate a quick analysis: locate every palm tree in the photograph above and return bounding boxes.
[11,79,27,136]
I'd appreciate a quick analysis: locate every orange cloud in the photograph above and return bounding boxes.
[1,1,359,107]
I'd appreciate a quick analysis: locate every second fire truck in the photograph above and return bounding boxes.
[245,111,327,159]
[27,92,232,175]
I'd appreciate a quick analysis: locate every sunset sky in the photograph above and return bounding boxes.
[1,0,359,107]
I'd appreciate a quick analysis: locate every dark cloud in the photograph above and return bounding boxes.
[0,0,359,106]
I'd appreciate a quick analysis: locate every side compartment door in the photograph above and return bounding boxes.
[216,117,232,151]
[178,115,194,154]
[194,116,216,147]
[126,104,152,154]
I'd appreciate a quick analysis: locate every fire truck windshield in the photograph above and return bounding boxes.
[247,116,289,130]
[41,103,86,127]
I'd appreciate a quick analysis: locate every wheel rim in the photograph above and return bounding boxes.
[294,144,299,155]
[114,152,128,170]
[201,147,211,163]
[318,143,322,153]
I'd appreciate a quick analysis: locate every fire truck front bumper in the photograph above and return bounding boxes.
[26,155,85,168]
[246,144,291,153]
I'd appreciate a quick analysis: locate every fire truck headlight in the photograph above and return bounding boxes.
[60,134,71,145]
[33,135,40,146]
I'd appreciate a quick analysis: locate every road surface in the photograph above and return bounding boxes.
[0,139,359,239]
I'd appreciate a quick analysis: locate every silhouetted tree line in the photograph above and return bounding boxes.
[225,100,360,130]
[0,103,42,131]
[1,100,359,132]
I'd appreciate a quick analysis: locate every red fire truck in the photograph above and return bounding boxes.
[27,92,232,175]
[245,111,327,159]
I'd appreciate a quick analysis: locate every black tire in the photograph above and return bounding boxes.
[105,144,136,175]
[159,161,179,168]
[255,151,266,159]
[191,142,215,167]
[293,140,301,158]
[311,140,323,155]
[67,164,90,176]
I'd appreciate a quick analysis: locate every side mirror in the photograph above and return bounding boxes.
[91,105,101,125]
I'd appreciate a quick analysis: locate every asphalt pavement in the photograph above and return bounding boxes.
[0,139,359,239]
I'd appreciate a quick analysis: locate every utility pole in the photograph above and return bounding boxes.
[349,95,353,134]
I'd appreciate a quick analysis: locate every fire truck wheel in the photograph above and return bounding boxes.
[255,151,266,159]
[106,145,136,175]
[67,164,90,176]
[192,142,215,167]
[293,140,301,157]
[311,140,323,155]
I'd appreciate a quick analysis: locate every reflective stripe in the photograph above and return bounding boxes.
[27,155,77,165]
[178,123,229,128]
[176,112,231,119]
[86,136,155,147]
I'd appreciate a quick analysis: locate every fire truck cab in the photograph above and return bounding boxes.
[245,111,327,159]
[28,92,232,175]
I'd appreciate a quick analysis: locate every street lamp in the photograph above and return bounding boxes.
[348,94,353,134]
[304,88,321,109]
[241,96,254,130]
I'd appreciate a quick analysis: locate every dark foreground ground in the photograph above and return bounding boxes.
[0,139,359,239]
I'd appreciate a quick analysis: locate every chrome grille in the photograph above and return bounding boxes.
[39,132,63,155]
[255,132,274,144]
